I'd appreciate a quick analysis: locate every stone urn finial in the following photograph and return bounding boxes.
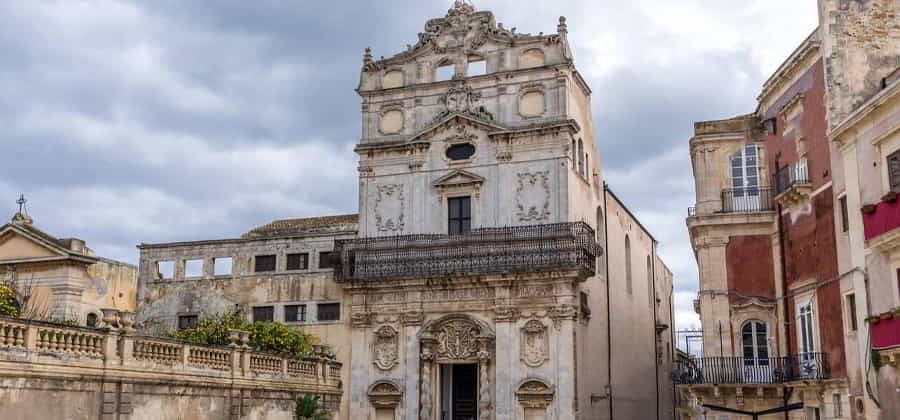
[100,308,120,330]
[119,311,136,333]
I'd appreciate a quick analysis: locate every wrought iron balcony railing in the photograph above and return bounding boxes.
[672,353,830,385]
[720,187,775,213]
[332,222,601,282]
[776,159,811,194]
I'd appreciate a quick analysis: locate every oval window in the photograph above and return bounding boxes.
[446,144,476,161]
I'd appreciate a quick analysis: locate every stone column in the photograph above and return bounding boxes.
[420,337,436,420]
[349,311,373,419]
[550,304,578,420]
[477,336,495,420]
[403,311,424,420]
[493,306,518,420]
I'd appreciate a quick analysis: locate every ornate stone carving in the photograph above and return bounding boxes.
[401,311,425,326]
[520,320,549,367]
[373,325,399,371]
[516,171,551,221]
[548,304,577,329]
[367,380,402,409]
[515,379,555,408]
[435,320,480,360]
[441,82,481,114]
[351,311,374,328]
[374,184,405,232]
[493,305,520,323]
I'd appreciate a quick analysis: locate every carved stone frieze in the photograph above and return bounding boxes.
[493,305,520,323]
[374,184,405,232]
[520,320,549,367]
[515,379,555,408]
[401,311,425,326]
[548,304,577,329]
[367,380,402,408]
[351,311,374,328]
[373,325,399,371]
[516,171,551,222]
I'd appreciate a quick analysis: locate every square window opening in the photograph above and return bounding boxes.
[178,315,198,330]
[214,257,233,276]
[319,252,336,269]
[287,253,309,271]
[254,255,276,273]
[285,304,307,323]
[253,306,275,323]
[436,63,454,81]
[157,261,175,280]
[467,56,486,77]
[184,259,203,278]
[317,303,340,322]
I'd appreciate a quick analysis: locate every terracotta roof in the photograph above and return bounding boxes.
[241,214,358,239]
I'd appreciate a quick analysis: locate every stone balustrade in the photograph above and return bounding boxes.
[0,314,342,390]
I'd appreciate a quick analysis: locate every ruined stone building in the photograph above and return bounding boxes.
[680,1,899,419]
[0,205,136,324]
[136,3,674,419]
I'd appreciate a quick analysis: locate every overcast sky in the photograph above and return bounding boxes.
[0,0,819,330]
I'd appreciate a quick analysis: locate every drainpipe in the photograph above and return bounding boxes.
[603,184,613,420]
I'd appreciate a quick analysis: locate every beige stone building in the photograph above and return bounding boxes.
[0,206,136,325]
[135,3,675,420]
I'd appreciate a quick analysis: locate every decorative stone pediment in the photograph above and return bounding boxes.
[367,380,402,408]
[433,169,485,192]
[411,112,504,144]
[515,379,554,408]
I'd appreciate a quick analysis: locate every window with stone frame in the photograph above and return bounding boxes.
[888,149,900,192]
[448,196,471,235]
[254,255,276,272]
[286,253,309,271]
[284,304,307,323]
[252,306,274,323]
[839,196,849,233]
[318,252,336,269]
[316,303,340,322]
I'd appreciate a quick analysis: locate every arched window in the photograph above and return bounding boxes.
[741,320,769,366]
[625,235,632,295]
[577,139,584,176]
[647,255,653,306]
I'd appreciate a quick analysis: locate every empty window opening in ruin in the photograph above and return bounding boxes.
[157,261,175,280]
[436,60,455,81]
[287,253,309,271]
[467,55,486,77]
[184,259,203,278]
[214,257,233,276]
[255,255,276,273]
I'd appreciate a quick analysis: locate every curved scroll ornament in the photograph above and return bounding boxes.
[520,320,549,367]
[373,325,399,371]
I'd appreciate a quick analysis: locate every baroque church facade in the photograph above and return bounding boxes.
[135,3,675,419]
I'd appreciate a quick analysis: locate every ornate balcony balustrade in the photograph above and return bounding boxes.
[332,222,601,282]
[672,353,830,385]
[775,159,811,194]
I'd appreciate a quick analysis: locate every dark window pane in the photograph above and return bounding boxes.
[449,220,461,235]
[86,313,99,328]
[889,150,900,191]
[255,255,276,272]
[285,304,306,322]
[253,306,274,322]
[448,196,471,235]
[446,143,476,160]
[317,303,340,322]
[286,253,309,271]
[178,315,198,330]
[840,197,850,232]
[319,252,335,269]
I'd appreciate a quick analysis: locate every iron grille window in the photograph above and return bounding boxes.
[319,252,335,269]
[254,255,276,272]
[317,303,340,322]
[178,315,198,330]
[286,253,309,271]
[284,304,307,323]
[253,306,274,322]
[889,150,900,192]
[448,196,471,235]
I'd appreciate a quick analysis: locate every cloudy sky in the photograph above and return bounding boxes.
[0,0,819,330]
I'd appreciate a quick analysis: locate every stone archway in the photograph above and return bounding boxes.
[418,314,495,420]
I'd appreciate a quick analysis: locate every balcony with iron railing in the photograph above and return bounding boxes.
[720,187,776,213]
[332,222,601,282]
[672,353,830,385]
[774,159,812,206]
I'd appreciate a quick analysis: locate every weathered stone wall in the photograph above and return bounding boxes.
[0,316,343,420]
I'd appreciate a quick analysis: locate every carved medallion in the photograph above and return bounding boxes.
[516,171,551,221]
[441,82,481,114]
[520,320,549,367]
[373,325,399,370]
[374,184,405,232]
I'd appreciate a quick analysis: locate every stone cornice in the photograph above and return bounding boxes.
[758,29,821,109]
[831,77,900,146]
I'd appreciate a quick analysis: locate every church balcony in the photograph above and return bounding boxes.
[672,353,830,386]
[331,222,601,282]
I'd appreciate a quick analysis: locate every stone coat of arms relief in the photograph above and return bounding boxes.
[516,170,551,222]
[435,319,481,360]
[374,183,405,232]
[520,319,549,367]
[372,325,399,371]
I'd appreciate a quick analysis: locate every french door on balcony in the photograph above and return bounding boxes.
[797,302,821,379]
[741,320,772,383]
[729,144,762,212]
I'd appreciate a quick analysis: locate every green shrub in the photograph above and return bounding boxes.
[162,311,314,358]
[294,394,330,420]
[0,284,20,317]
